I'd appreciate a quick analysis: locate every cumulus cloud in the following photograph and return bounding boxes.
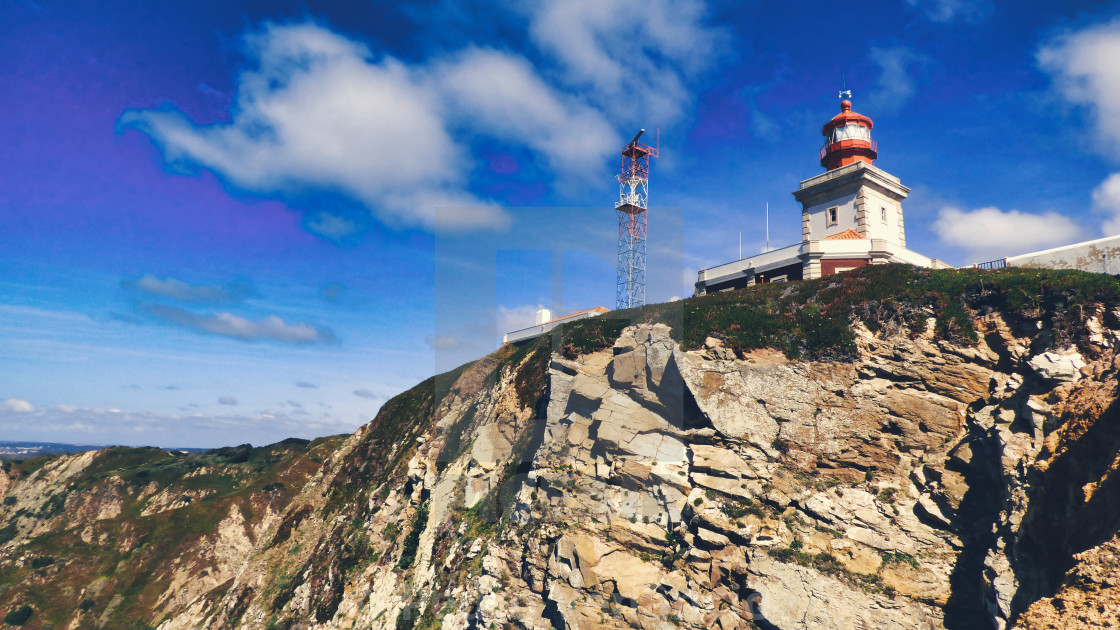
[140,303,337,344]
[866,46,934,113]
[426,334,461,351]
[434,48,618,179]
[522,0,726,123]
[1039,19,1120,235]
[218,396,238,405]
[120,22,507,232]
[123,274,257,303]
[933,206,1084,261]
[1039,19,1120,156]
[1,399,35,413]
[120,13,724,233]
[1092,173,1120,235]
[903,0,991,24]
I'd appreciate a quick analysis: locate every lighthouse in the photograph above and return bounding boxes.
[793,98,912,277]
[820,99,877,170]
[694,95,948,295]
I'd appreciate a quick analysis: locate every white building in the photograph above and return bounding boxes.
[974,234,1120,275]
[503,307,610,344]
[695,99,949,295]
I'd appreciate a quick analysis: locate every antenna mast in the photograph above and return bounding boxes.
[765,202,770,253]
[615,129,659,309]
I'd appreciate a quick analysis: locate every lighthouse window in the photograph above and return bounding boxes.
[829,123,871,144]
[827,206,838,226]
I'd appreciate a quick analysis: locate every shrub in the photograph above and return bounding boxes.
[0,523,17,545]
[30,556,54,569]
[4,605,32,625]
[881,551,920,570]
[383,521,400,540]
[397,502,430,570]
[3,496,15,506]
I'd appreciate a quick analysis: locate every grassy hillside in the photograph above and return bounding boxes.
[0,437,343,629]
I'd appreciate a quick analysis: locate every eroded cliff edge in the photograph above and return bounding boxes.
[3,265,1120,630]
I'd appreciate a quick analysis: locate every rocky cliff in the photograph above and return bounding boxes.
[3,265,1120,630]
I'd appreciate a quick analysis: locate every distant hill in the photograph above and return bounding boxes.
[0,441,207,460]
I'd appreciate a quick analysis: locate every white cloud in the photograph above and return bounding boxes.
[523,0,726,123]
[434,48,619,180]
[120,11,725,232]
[218,396,238,405]
[120,22,507,232]
[1039,19,1120,155]
[353,389,378,399]
[903,0,991,24]
[1,399,34,413]
[295,381,318,388]
[124,274,256,303]
[425,334,462,351]
[140,303,337,344]
[1093,173,1120,235]
[1039,19,1120,236]
[933,206,1084,261]
[866,46,933,113]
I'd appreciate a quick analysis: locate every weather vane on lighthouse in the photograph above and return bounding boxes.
[838,71,851,100]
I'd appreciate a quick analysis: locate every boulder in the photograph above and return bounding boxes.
[1029,350,1086,382]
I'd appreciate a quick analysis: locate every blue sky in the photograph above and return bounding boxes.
[4,0,1120,447]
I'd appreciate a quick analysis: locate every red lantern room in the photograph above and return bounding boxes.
[819,100,877,171]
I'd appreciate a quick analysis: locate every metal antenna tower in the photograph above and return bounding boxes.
[615,129,658,310]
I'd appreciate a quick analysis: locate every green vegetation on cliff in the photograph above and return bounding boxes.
[560,264,1120,360]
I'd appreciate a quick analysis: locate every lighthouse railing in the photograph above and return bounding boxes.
[819,138,878,161]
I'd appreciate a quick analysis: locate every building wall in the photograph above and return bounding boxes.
[756,262,804,284]
[708,274,754,293]
[803,192,858,240]
[857,187,905,245]
[821,258,869,276]
[1006,237,1120,275]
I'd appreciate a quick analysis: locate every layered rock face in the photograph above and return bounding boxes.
[3,270,1120,630]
